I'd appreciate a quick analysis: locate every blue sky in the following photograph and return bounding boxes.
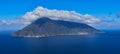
[0,0,120,19]
[0,0,120,30]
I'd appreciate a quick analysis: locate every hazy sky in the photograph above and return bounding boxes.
[0,0,120,30]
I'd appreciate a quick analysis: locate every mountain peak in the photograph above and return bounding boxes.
[37,17,51,21]
[32,17,52,25]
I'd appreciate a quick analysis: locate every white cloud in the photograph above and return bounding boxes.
[0,6,100,25]
[20,6,100,25]
[2,6,120,29]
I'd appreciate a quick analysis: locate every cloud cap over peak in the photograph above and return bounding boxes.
[21,6,100,25]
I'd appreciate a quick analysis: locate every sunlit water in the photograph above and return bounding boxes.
[0,30,120,54]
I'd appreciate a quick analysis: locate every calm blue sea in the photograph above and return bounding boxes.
[0,30,120,54]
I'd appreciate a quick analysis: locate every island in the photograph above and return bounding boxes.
[13,17,99,38]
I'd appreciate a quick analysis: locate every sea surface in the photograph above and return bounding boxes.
[0,30,120,54]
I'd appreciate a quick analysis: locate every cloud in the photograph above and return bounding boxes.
[20,6,100,25]
[0,20,11,25]
[1,6,120,29]
[92,21,120,29]
[0,20,18,25]
[0,6,100,26]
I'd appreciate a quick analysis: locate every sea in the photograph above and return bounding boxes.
[0,30,120,54]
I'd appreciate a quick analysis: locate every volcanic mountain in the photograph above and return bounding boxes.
[13,17,99,37]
